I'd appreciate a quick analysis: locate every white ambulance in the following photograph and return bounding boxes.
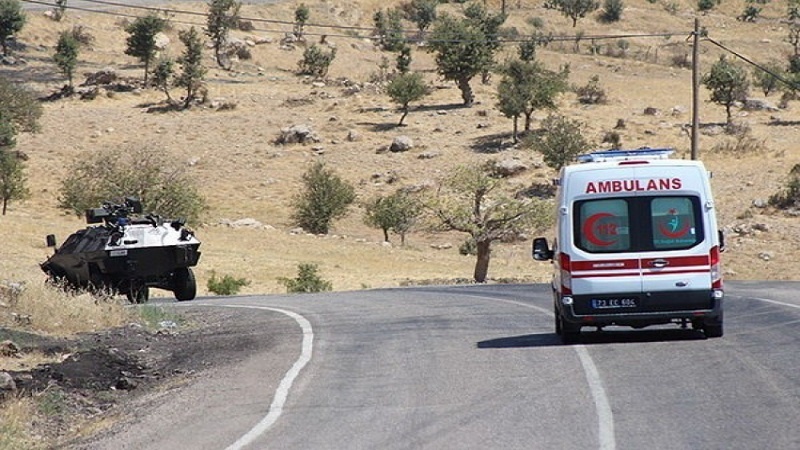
[532,148,725,344]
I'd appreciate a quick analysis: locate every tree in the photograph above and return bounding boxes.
[702,55,749,126]
[544,0,599,27]
[54,30,79,90]
[386,72,429,126]
[752,61,785,97]
[206,0,241,69]
[0,0,25,56]
[496,59,569,142]
[404,0,438,40]
[427,5,505,106]
[53,0,67,21]
[0,77,43,134]
[58,143,207,224]
[124,13,167,85]
[176,26,207,109]
[0,116,28,215]
[294,3,309,39]
[152,56,175,103]
[373,8,405,52]
[526,113,590,171]
[363,189,422,244]
[291,161,356,234]
[426,165,551,283]
[600,0,624,23]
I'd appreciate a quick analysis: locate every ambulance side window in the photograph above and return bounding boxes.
[649,197,703,250]
[576,199,631,253]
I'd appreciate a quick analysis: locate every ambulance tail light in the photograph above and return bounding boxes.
[559,252,572,295]
[710,245,723,289]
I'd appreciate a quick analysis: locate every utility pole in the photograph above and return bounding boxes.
[691,18,700,160]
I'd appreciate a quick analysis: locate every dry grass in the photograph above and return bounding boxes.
[1,0,798,304]
[0,398,44,450]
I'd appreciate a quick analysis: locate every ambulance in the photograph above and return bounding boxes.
[532,148,725,343]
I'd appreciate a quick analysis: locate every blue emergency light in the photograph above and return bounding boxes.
[577,147,675,163]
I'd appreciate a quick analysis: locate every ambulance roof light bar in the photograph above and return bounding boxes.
[576,147,675,163]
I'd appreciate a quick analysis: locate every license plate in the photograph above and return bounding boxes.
[591,298,638,309]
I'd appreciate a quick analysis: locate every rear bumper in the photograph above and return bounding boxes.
[560,289,723,327]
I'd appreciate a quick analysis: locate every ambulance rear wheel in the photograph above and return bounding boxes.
[557,313,581,344]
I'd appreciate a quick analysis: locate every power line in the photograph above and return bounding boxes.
[704,36,799,90]
[21,0,691,46]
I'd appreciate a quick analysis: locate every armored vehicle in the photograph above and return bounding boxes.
[41,197,201,303]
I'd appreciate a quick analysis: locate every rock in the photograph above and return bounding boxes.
[643,107,660,116]
[758,252,773,261]
[346,130,361,142]
[154,32,170,50]
[0,371,16,394]
[744,98,779,112]
[0,340,20,357]
[418,151,440,160]
[490,159,529,177]
[752,199,768,208]
[276,124,320,145]
[220,217,264,230]
[389,135,414,152]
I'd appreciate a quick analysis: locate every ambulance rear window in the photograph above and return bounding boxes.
[576,199,631,252]
[575,196,704,253]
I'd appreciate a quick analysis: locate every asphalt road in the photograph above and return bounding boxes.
[81,281,800,450]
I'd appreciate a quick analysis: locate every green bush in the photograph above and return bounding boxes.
[291,161,355,234]
[297,44,336,78]
[58,143,207,224]
[459,238,477,256]
[769,164,800,209]
[207,271,250,295]
[600,0,624,22]
[278,263,332,293]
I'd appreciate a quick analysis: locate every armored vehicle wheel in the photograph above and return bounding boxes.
[173,268,196,301]
[126,284,149,304]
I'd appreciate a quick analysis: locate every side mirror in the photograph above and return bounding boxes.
[718,230,726,253]
[532,237,553,261]
[45,234,57,248]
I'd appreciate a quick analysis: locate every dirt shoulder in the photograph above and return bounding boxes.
[1,305,292,448]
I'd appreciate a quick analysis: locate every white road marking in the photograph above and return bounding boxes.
[468,295,616,450]
[214,305,314,450]
[749,297,800,310]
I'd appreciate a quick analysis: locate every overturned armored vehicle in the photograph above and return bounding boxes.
[41,197,201,303]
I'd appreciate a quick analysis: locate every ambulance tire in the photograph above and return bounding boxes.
[556,311,581,344]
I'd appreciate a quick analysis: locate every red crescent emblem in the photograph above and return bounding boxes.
[583,213,617,247]
[658,220,691,238]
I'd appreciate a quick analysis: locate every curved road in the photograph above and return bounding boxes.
[82,281,800,449]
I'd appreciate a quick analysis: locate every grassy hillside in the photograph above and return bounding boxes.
[1,0,798,301]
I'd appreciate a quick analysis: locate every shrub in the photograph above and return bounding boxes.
[58,143,207,224]
[278,263,332,293]
[525,114,590,171]
[769,164,800,209]
[291,161,355,234]
[600,0,624,22]
[207,271,250,295]
[575,75,607,104]
[297,44,336,77]
[459,238,477,256]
